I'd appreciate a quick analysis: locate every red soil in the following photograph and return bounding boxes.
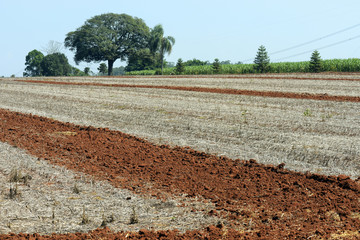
[0,109,359,239]
[89,73,360,81]
[92,73,360,81]
[16,80,360,102]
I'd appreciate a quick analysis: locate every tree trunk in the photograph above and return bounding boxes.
[161,55,164,75]
[108,59,115,76]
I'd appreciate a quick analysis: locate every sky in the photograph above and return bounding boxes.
[1,0,360,77]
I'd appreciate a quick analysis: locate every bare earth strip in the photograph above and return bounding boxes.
[0,142,219,235]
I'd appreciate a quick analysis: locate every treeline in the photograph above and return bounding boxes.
[23,48,127,77]
[24,13,175,77]
[126,58,360,75]
[22,12,360,77]
[24,50,89,77]
[127,47,360,75]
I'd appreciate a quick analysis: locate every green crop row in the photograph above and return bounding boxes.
[125,58,360,75]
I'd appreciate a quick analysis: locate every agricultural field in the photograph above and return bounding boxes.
[126,58,360,75]
[0,73,359,239]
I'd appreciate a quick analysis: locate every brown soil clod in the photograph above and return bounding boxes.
[0,108,359,239]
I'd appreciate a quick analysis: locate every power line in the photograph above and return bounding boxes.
[241,22,360,63]
[273,34,360,61]
[269,22,360,55]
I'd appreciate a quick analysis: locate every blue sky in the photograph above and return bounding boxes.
[1,0,360,76]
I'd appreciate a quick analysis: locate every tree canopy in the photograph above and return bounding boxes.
[148,24,175,74]
[123,24,175,73]
[24,50,75,77]
[41,53,72,76]
[64,13,150,76]
[125,48,157,72]
[23,50,44,77]
[183,58,209,66]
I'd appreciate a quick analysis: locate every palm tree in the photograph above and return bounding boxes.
[159,36,175,74]
[149,24,175,74]
[149,25,163,54]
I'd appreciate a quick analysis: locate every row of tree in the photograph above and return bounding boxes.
[23,50,88,77]
[170,46,322,75]
[24,12,323,77]
[174,58,222,75]
[24,13,175,76]
[176,59,237,66]
[252,45,322,73]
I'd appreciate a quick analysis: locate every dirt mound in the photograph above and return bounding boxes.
[16,79,360,102]
[0,109,359,239]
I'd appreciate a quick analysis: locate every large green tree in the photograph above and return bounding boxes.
[41,53,72,76]
[23,49,44,77]
[148,24,175,74]
[254,45,270,73]
[64,13,150,76]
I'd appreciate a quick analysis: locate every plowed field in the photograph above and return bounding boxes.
[0,74,359,239]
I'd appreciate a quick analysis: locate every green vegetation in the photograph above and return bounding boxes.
[184,58,209,66]
[112,66,126,76]
[24,50,86,77]
[98,63,108,76]
[150,24,175,74]
[175,58,185,75]
[125,48,157,72]
[41,53,72,76]
[126,58,360,75]
[254,45,270,73]
[309,50,322,73]
[65,13,150,76]
[212,58,221,74]
[24,49,44,77]
[64,14,174,76]
[22,12,359,77]
[84,67,90,75]
[303,108,313,117]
